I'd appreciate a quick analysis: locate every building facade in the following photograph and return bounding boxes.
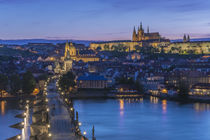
[77,75,107,89]
[132,22,161,41]
[63,42,100,62]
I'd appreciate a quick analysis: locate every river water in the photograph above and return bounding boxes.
[1,97,210,140]
[74,97,210,140]
[0,100,21,140]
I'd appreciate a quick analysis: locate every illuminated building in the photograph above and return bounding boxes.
[189,83,210,96]
[63,42,99,62]
[90,22,170,51]
[132,22,162,41]
[77,75,107,89]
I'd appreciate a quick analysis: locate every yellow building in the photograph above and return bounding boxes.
[63,42,100,62]
[164,42,210,54]
[89,23,170,52]
[132,22,162,41]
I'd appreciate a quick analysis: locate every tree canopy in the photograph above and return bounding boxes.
[59,71,76,92]
[22,71,36,94]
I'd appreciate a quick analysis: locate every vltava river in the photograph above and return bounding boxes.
[74,97,210,140]
[0,100,21,140]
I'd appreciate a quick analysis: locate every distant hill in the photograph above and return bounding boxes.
[1,38,210,46]
[0,39,96,46]
[0,47,34,57]
[171,38,210,42]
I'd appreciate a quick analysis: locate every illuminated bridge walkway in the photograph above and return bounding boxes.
[47,82,80,140]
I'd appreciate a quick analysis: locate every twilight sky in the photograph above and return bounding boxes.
[0,0,210,40]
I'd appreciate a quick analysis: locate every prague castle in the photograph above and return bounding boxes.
[90,22,210,54]
[90,22,170,51]
[132,22,161,41]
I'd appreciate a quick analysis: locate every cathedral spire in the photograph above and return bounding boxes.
[147,26,149,33]
[140,22,143,30]
[187,35,190,42]
[183,34,187,42]
[65,41,70,58]
[132,26,137,41]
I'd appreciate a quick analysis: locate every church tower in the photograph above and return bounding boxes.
[187,35,190,42]
[138,22,144,41]
[183,34,187,42]
[64,41,70,58]
[132,27,138,41]
[64,48,73,72]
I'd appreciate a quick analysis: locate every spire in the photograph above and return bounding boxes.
[147,26,149,33]
[187,35,190,42]
[140,22,143,30]
[183,34,187,42]
[132,26,137,41]
[65,41,70,58]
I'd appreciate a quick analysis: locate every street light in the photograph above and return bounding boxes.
[83,131,87,135]
[48,133,52,137]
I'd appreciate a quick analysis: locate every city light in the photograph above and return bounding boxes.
[83,131,87,135]
[48,133,52,137]
[79,122,82,126]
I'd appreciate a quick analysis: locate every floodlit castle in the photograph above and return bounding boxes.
[90,22,170,51]
[132,22,161,41]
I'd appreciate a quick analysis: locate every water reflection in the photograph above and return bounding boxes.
[150,96,159,104]
[74,99,210,140]
[162,100,167,114]
[119,99,124,116]
[124,98,143,104]
[194,103,210,112]
[1,101,6,115]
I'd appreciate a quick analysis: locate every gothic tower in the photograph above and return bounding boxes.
[132,27,137,41]
[183,34,187,42]
[64,49,73,72]
[187,35,190,42]
[138,22,145,41]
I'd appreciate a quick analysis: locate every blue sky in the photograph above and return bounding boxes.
[0,0,210,40]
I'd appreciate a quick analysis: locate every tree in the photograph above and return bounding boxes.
[96,46,101,51]
[177,78,190,100]
[0,74,8,97]
[22,71,36,94]
[104,45,109,51]
[134,45,141,52]
[59,71,76,92]
[10,74,21,95]
[135,80,144,93]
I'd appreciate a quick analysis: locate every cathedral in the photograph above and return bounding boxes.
[54,41,100,74]
[62,42,100,62]
[132,22,161,41]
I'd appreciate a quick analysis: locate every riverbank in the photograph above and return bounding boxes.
[146,93,210,104]
[69,90,143,99]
